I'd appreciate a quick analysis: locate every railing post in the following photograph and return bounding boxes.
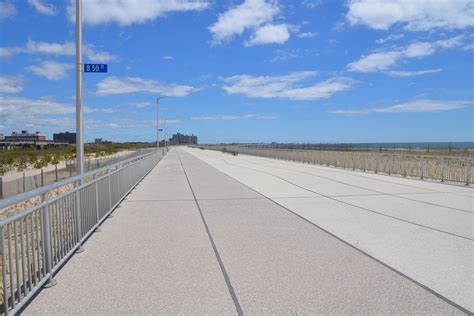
[41,193,57,288]
[75,181,84,252]
[94,178,101,232]
[107,174,113,217]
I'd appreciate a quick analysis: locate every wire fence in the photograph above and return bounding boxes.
[0,149,155,199]
[0,150,161,315]
[196,145,473,185]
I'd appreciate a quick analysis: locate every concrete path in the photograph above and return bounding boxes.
[24,148,471,314]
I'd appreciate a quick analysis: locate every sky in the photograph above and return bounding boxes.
[0,0,473,144]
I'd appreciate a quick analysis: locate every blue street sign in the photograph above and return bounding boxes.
[158,129,164,131]
[84,64,108,73]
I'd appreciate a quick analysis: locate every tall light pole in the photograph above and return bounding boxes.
[156,97,163,149]
[75,0,84,175]
[164,119,168,152]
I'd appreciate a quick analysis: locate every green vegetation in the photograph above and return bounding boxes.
[0,143,155,175]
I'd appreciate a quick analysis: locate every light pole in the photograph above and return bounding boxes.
[164,119,168,152]
[76,0,83,175]
[156,97,161,149]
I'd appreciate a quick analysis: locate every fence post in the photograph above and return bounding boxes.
[75,181,84,253]
[441,158,445,182]
[466,163,471,186]
[41,193,57,287]
[23,171,26,193]
[0,177,3,199]
[420,161,424,180]
[55,165,58,181]
[41,169,44,186]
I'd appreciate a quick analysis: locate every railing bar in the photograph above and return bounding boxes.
[53,201,59,265]
[7,224,15,308]
[65,195,72,252]
[14,221,21,302]
[20,218,26,299]
[58,198,65,259]
[25,215,32,293]
[1,225,9,314]
[30,213,37,287]
[25,216,34,292]
[39,208,47,280]
[35,209,44,285]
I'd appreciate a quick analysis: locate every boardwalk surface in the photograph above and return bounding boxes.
[25,147,473,314]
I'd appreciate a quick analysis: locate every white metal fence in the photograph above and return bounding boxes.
[0,150,161,315]
[197,145,473,185]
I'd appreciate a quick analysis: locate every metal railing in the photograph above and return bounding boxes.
[0,150,161,315]
[195,145,473,185]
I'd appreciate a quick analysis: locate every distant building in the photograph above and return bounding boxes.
[94,138,112,145]
[5,130,46,142]
[53,131,76,144]
[170,133,198,145]
[0,133,4,141]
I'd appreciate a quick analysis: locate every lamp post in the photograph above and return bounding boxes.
[156,96,172,152]
[156,97,162,149]
[76,0,83,175]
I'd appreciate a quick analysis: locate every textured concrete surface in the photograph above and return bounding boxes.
[24,148,470,314]
[184,146,473,313]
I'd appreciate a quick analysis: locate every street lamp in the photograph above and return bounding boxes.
[76,0,83,175]
[156,97,162,149]
[156,96,172,152]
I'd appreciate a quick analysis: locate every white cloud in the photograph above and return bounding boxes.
[209,0,281,45]
[245,24,290,46]
[302,0,323,9]
[0,40,117,62]
[329,99,473,115]
[28,61,73,81]
[222,71,353,100]
[129,102,152,108]
[0,95,75,128]
[28,0,56,15]
[67,0,210,26]
[298,31,318,38]
[375,33,404,44]
[387,68,441,77]
[162,55,174,61]
[95,76,199,97]
[464,43,474,51]
[0,95,127,131]
[268,48,316,63]
[0,76,25,93]
[0,1,16,20]
[347,0,474,31]
[347,36,464,73]
[191,114,276,120]
[143,119,183,127]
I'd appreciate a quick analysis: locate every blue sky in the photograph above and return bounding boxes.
[0,0,473,143]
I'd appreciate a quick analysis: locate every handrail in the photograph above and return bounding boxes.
[0,149,162,315]
[0,150,157,212]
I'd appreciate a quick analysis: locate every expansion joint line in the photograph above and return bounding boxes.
[218,156,472,241]
[177,153,243,316]
[187,149,472,315]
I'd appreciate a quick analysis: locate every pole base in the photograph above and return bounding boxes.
[95,227,102,232]
[44,278,57,288]
[76,246,85,253]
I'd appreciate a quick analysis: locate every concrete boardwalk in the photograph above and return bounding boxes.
[25,148,472,314]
